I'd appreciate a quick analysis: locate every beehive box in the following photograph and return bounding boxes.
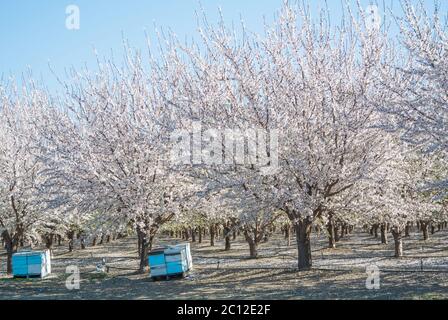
[148,243,192,280]
[164,247,188,276]
[148,248,167,277]
[12,250,51,278]
[166,242,193,270]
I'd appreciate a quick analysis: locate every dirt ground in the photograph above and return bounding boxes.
[1,228,447,300]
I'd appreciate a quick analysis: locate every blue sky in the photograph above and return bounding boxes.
[0,1,444,92]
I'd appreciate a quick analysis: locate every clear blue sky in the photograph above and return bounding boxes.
[0,0,444,92]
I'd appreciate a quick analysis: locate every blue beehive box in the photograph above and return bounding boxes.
[164,248,188,275]
[12,250,51,278]
[148,243,192,280]
[148,248,167,277]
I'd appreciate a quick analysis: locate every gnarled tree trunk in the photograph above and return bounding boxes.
[373,224,379,238]
[334,224,341,243]
[404,222,411,237]
[295,218,313,270]
[244,232,258,259]
[137,228,150,273]
[223,225,231,251]
[2,231,19,274]
[44,234,54,251]
[420,221,429,241]
[198,227,202,243]
[91,236,98,247]
[327,217,336,249]
[380,223,388,244]
[67,230,75,252]
[391,226,403,258]
[137,226,157,273]
[209,225,215,247]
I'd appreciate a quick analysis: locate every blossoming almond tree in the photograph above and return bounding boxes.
[153,3,399,270]
[0,84,53,273]
[36,54,187,272]
[379,0,448,195]
[360,147,443,257]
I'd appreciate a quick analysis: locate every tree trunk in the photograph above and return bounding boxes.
[57,235,62,246]
[404,222,411,237]
[225,235,231,251]
[45,234,54,251]
[233,231,236,240]
[248,241,257,258]
[2,232,18,274]
[295,218,313,270]
[137,227,156,273]
[380,223,388,244]
[339,224,345,239]
[373,224,379,238]
[6,250,13,274]
[138,234,150,273]
[244,233,258,259]
[391,227,403,258]
[92,236,97,247]
[334,224,341,243]
[67,231,75,252]
[216,225,220,239]
[6,241,18,274]
[149,234,155,252]
[327,218,336,249]
[198,227,202,243]
[224,225,231,251]
[80,237,86,250]
[209,225,215,247]
[342,224,348,237]
[421,221,429,240]
[191,228,196,242]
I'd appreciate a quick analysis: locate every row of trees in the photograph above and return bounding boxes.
[1,1,447,273]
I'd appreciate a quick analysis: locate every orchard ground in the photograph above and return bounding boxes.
[1,229,448,300]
